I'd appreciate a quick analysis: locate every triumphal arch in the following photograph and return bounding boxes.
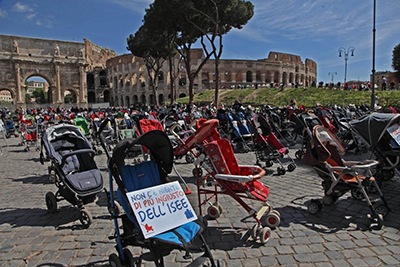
[0,34,116,107]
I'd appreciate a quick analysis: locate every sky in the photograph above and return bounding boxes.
[1,0,399,84]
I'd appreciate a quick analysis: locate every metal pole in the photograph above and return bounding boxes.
[344,55,348,84]
[371,0,376,110]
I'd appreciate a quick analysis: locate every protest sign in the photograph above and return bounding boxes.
[126,181,197,239]
[387,123,400,146]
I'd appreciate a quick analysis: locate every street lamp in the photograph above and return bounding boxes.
[338,46,355,84]
[328,72,337,82]
[371,0,376,110]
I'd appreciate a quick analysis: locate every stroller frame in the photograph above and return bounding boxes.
[305,125,391,229]
[40,123,104,227]
[99,125,217,267]
[176,119,281,244]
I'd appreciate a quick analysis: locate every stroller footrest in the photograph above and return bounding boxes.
[215,174,252,183]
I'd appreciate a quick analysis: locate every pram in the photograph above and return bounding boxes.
[350,113,400,182]
[103,130,217,267]
[303,125,390,229]
[20,117,39,152]
[4,119,19,138]
[293,112,323,160]
[227,111,253,152]
[40,124,104,227]
[252,113,296,175]
[175,119,281,244]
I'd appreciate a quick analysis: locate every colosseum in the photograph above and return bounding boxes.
[0,34,317,107]
[107,49,317,107]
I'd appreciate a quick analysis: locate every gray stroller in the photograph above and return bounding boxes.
[40,124,104,227]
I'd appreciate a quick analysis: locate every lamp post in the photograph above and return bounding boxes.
[371,0,376,110]
[338,46,355,85]
[328,72,337,82]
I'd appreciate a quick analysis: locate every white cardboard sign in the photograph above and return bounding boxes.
[126,181,197,239]
[387,123,400,146]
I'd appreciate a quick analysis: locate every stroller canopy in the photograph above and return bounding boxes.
[109,130,173,178]
[350,113,400,148]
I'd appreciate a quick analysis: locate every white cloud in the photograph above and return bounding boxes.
[12,2,33,13]
[26,13,36,19]
[0,8,8,18]
[106,0,151,13]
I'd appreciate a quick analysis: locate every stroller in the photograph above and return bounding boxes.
[102,128,217,267]
[252,113,296,175]
[350,113,400,182]
[40,124,104,227]
[20,116,39,152]
[227,111,253,152]
[175,119,281,244]
[303,125,390,229]
[293,112,323,160]
[4,119,19,138]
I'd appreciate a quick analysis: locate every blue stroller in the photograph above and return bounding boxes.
[101,127,217,267]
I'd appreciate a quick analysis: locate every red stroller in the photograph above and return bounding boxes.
[252,113,296,175]
[175,119,280,244]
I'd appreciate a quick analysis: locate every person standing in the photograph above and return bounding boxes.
[382,76,387,90]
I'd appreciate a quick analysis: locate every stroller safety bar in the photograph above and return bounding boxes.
[215,165,265,183]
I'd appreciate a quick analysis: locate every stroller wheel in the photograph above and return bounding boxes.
[287,163,296,172]
[109,253,123,267]
[322,195,334,206]
[108,201,123,217]
[295,150,304,160]
[265,211,281,228]
[265,160,273,167]
[79,208,93,227]
[382,169,395,181]
[48,173,56,183]
[192,168,203,178]
[207,204,221,219]
[277,167,286,175]
[308,200,321,214]
[185,153,195,164]
[375,204,389,218]
[45,192,57,213]
[351,187,365,200]
[122,248,135,266]
[259,227,271,244]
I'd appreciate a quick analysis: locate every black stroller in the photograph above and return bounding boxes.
[350,113,400,182]
[40,124,104,227]
[101,127,217,267]
[293,112,323,160]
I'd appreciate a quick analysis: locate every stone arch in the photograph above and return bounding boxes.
[139,74,146,88]
[125,95,130,107]
[179,93,186,98]
[158,71,164,81]
[256,71,262,83]
[0,88,14,104]
[64,89,78,104]
[99,70,107,87]
[289,73,294,84]
[88,91,96,103]
[274,71,280,83]
[246,71,253,82]
[133,95,138,104]
[158,94,164,105]
[131,73,138,87]
[282,72,288,85]
[87,73,95,89]
[24,74,54,104]
[265,71,271,83]
[149,94,155,105]
[140,94,146,105]
[103,90,110,102]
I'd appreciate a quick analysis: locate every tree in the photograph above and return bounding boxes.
[392,43,400,82]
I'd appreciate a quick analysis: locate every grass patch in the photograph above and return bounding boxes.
[177,87,400,108]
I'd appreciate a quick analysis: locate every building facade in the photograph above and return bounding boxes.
[0,34,317,107]
[106,50,317,107]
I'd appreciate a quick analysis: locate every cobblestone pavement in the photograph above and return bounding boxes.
[0,135,399,267]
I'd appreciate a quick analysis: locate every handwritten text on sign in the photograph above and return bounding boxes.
[126,181,197,239]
